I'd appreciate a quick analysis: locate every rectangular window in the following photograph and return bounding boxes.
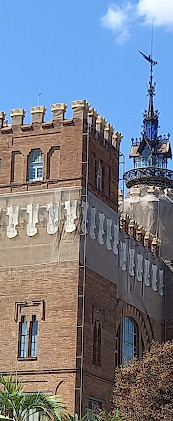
[93,321,101,366]
[87,399,102,421]
[96,160,103,191]
[18,315,38,359]
[20,316,27,358]
[122,317,136,365]
[29,168,36,180]
[37,167,43,179]
[30,315,38,357]
[28,150,44,182]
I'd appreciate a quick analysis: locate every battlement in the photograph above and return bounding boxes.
[0,99,121,212]
[0,100,123,150]
[120,212,161,257]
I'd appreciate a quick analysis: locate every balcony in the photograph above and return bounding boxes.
[123,167,173,188]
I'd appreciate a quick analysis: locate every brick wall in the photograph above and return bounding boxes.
[75,267,162,413]
[0,118,83,193]
[0,261,79,414]
[0,100,120,416]
[0,103,119,211]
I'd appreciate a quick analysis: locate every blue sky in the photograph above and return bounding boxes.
[1,0,173,178]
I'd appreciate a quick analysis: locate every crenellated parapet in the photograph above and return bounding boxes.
[120,211,161,257]
[51,103,67,121]
[0,100,122,150]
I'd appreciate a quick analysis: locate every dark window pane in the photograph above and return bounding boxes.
[122,317,136,365]
[20,316,27,358]
[30,315,38,357]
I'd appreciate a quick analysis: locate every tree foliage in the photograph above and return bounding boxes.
[95,411,125,421]
[112,341,173,421]
[0,374,65,421]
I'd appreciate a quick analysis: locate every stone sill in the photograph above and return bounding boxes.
[17,357,37,361]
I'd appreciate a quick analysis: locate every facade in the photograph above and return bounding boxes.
[0,98,173,419]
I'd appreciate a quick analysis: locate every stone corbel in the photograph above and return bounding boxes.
[26,204,39,236]
[106,218,112,250]
[98,213,105,245]
[158,269,164,296]
[113,223,119,255]
[129,248,135,277]
[64,200,77,233]
[81,200,89,234]
[119,241,127,271]
[90,207,96,240]
[136,254,143,282]
[46,202,59,234]
[144,259,150,286]
[152,264,158,291]
[7,205,19,238]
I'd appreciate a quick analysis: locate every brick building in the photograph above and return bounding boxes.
[0,101,173,418]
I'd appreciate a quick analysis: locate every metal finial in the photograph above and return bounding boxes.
[38,92,41,106]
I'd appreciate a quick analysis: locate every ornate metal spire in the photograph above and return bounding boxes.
[147,60,155,119]
[141,51,159,142]
[123,50,173,189]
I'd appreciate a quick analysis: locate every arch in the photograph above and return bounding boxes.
[11,150,24,183]
[27,149,44,182]
[47,146,60,180]
[115,302,154,365]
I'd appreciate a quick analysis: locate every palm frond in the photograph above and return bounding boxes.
[0,375,65,421]
[17,392,65,421]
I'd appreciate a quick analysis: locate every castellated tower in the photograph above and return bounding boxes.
[0,100,173,418]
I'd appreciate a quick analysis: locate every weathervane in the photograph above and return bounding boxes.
[139,22,158,119]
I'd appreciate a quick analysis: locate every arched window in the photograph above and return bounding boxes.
[28,149,44,181]
[115,317,137,366]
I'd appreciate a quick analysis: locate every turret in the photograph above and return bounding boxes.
[124,52,173,189]
[123,51,173,261]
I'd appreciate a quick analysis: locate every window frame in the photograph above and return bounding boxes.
[93,320,102,366]
[18,315,38,360]
[30,315,38,357]
[115,317,138,366]
[28,149,44,182]
[96,160,103,191]
[19,315,28,358]
[122,317,137,365]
